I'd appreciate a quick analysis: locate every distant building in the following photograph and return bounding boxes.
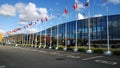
[0,33,3,42]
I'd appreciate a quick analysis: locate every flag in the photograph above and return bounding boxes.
[6,31,11,34]
[34,21,37,24]
[17,27,22,30]
[23,26,26,29]
[45,17,48,21]
[28,22,33,28]
[73,2,78,10]
[85,0,89,7]
[13,29,17,32]
[104,0,107,2]
[41,19,43,23]
[28,22,33,26]
[64,8,68,14]
[37,19,39,22]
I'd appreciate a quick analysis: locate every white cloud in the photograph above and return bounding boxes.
[38,8,48,19]
[38,8,47,14]
[0,29,5,34]
[15,2,39,21]
[77,13,84,20]
[15,2,25,13]
[94,14,102,17]
[19,22,28,25]
[0,4,16,16]
[109,0,120,4]
[15,2,49,22]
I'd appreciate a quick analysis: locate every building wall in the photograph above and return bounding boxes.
[39,14,120,45]
[4,14,120,46]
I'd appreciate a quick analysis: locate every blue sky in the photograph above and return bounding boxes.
[0,0,120,35]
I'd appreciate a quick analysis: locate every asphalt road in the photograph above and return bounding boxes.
[0,45,119,68]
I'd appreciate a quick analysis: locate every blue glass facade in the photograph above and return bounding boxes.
[38,14,120,45]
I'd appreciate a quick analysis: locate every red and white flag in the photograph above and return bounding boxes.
[73,2,78,10]
[64,8,68,14]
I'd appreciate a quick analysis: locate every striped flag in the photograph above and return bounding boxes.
[73,2,78,10]
[64,8,68,14]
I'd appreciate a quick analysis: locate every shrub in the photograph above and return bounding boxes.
[78,48,86,52]
[59,47,63,50]
[52,46,56,49]
[112,50,120,56]
[67,47,73,51]
[93,49,104,54]
[45,46,49,49]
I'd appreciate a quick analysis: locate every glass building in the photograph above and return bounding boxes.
[4,14,120,47]
[38,14,120,46]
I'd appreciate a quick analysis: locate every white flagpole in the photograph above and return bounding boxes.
[44,21,47,48]
[49,21,52,49]
[22,32,23,46]
[104,3,111,55]
[31,28,34,47]
[74,13,78,52]
[64,8,68,51]
[35,27,37,48]
[27,31,28,46]
[21,31,22,45]
[64,22,67,51]
[56,18,59,50]
[86,0,92,54]
[39,24,42,48]
[39,30,42,48]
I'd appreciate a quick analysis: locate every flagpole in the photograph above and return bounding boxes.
[56,18,59,50]
[63,8,68,51]
[22,32,23,46]
[28,32,31,45]
[23,31,25,46]
[49,21,52,49]
[39,24,42,48]
[104,3,111,55]
[74,13,78,52]
[20,31,22,45]
[15,33,18,46]
[33,31,35,47]
[64,22,67,51]
[44,21,47,48]
[39,30,42,48]
[31,28,34,47]
[27,31,28,46]
[35,27,37,48]
[86,0,92,54]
